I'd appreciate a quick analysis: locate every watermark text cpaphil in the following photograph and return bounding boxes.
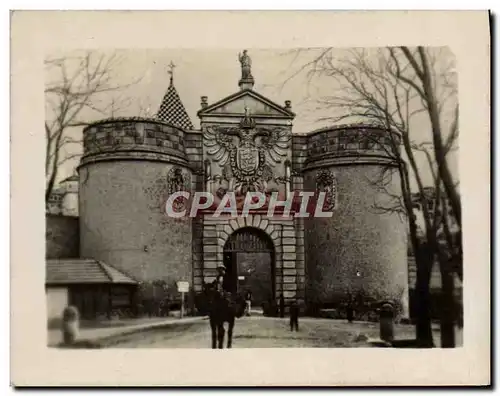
[164,191,336,218]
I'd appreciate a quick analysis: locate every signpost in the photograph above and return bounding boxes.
[176,281,189,319]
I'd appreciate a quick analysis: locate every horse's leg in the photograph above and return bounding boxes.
[227,317,234,349]
[210,317,217,349]
[217,322,225,349]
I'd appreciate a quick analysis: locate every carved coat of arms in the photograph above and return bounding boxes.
[316,169,337,211]
[237,145,259,174]
[203,109,290,194]
[167,167,190,212]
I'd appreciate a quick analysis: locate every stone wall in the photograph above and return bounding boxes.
[291,134,308,175]
[184,130,205,295]
[301,125,408,315]
[291,171,306,301]
[184,130,203,173]
[79,118,194,295]
[46,214,79,259]
[46,286,69,321]
[303,165,408,313]
[79,161,193,290]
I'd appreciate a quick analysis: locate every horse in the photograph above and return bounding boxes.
[202,283,246,349]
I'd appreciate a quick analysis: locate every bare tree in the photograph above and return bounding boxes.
[399,47,461,228]
[45,50,140,203]
[135,97,156,118]
[283,46,460,347]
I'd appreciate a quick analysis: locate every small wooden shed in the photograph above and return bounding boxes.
[46,258,138,321]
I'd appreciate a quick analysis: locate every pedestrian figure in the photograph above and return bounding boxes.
[290,300,299,331]
[213,263,226,295]
[244,290,252,316]
[279,293,285,318]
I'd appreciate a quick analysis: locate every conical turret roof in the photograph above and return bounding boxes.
[156,63,194,130]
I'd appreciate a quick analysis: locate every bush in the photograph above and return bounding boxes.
[134,280,179,318]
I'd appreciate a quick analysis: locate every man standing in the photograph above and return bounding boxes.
[245,290,252,316]
[290,300,299,332]
[279,293,285,318]
[213,263,226,295]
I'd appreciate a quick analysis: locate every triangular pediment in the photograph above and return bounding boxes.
[197,89,295,119]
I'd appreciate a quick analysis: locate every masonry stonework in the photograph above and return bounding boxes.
[64,54,410,315]
[78,119,194,291]
[304,166,408,310]
[303,125,409,316]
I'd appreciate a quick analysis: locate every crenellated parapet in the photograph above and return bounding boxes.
[80,117,190,168]
[304,124,402,170]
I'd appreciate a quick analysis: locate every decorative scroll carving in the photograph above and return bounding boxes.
[316,169,338,211]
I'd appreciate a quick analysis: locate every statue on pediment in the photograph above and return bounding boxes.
[239,50,253,80]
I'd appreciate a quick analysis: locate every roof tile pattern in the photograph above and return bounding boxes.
[156,80,194,130]
[46,259,137,285]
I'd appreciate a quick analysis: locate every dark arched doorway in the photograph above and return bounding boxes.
[223,227,275,306]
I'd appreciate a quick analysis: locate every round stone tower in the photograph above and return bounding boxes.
[60,174,79,217]
[77,117,193,290]
[303,124,409,316]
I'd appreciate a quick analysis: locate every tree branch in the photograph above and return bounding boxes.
[45,50,141,199]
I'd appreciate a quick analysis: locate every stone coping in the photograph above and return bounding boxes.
[78,150,191,168]
[306,123,402,138]
[303,154,400,171]
[82,117,188,133]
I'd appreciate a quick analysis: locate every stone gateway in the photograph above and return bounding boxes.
[73,50,409,317]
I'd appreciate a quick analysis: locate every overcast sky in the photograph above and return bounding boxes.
[46,48,458,189]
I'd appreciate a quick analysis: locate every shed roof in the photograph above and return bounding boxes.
[46,258,137,285]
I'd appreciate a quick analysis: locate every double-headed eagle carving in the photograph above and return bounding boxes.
[203,114,290,189]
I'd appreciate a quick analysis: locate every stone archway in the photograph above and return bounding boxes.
[223,227,276,305]
[200,214,300,305]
